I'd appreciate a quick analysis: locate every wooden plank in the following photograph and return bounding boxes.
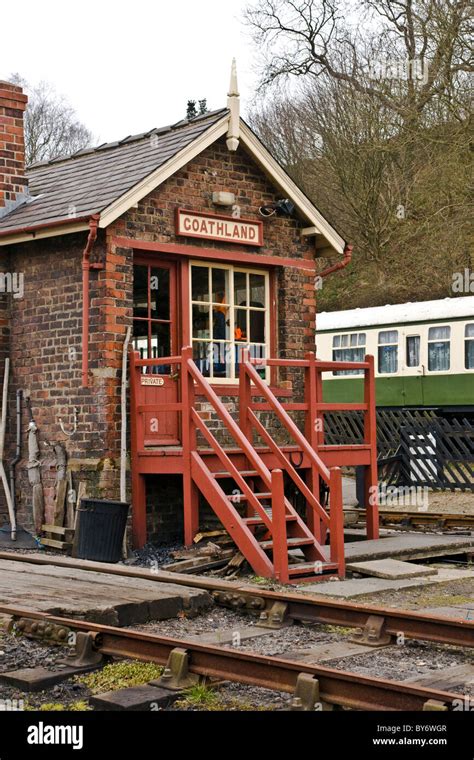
[41,524,75,536]
[39,538,72,550]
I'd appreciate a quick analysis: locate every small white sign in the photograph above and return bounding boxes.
[141,376,165,386]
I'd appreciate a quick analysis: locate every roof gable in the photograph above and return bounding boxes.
[0,108,346,254]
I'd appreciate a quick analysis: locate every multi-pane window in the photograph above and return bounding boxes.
[406,335,421,367]
[465,324,474,370]
[378,330,399,374]
[332,333,366,375]
[428,325,450,371]
[191,263,269,381]
[133,263,173,373]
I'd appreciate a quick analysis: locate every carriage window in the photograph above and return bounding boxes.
[465,324,474,370]
[332,333,366,375]
[191,263,269,381]
[378,330,398,374]
[428,325,450,371]
[406,335,420,367]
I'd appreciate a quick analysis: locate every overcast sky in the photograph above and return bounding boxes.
[1,0,258,143]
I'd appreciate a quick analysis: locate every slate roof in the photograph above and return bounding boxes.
[0,108,228,234]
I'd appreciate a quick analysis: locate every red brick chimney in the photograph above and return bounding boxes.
[0,81,28,214]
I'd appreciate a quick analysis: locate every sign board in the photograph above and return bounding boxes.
[140,376,165,386]
[176,209,263,246]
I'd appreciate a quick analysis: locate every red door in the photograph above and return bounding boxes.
[133,258,180,445]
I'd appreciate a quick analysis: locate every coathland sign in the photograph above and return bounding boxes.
[176,209,263,246]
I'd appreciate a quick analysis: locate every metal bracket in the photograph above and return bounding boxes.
[10,616,72,646]
[154,648,200,691]
[258,601,290,629]
[60,631,104,668]
[289,673,333,711]
[212,590,266,613]
[350,615,393,647]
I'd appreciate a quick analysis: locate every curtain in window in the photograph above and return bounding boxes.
[428,326,450,371]
[332,333,366,375]
[378,330,398,374]
[406,336,420,367]
[378,346,398,373]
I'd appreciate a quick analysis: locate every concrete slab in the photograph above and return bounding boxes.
[187,626,274,646]
[340,533,474,563]
[302,567,474,598]
[0,558,211,625]
[347,558,438,579]
[422,605,474,621]
[89,685,179,711]
[285,641,377,662]
[0,664,99,692]
[405,665,474,691]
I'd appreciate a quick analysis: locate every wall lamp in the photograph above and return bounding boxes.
[259,198,295,218]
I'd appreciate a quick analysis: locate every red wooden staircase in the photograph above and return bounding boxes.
[184,348,342,583]
[130,347,379,584]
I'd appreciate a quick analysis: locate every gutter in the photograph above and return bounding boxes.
[82,215,101,387]
[0,215,92,240]
[318,244,353,278]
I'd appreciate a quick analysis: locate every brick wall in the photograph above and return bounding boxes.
[1,135,317,541]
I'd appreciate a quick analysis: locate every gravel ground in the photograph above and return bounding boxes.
[350,575,474,609]
[0,626,91,709]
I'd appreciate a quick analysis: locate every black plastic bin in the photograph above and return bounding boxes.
[75,498,129,563]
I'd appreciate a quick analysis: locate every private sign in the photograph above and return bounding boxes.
[176,209,263,246]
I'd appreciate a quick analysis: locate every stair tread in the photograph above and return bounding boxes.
[228,492,272,500]
[213,470,259,478]
[259,537,315,549]
[243,514,297,525]
[287,561,339,575]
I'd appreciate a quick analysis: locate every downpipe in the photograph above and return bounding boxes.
[81,215,101,387]
[9,389,22,524]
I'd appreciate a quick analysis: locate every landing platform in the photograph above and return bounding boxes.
[337,532,474,564]
[0,558,211,625]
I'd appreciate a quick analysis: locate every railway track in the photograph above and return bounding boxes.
[360,510,474,531]
[1,551,472,648]
[0,604,469,712]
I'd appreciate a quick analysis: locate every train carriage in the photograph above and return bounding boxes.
[317,297,474,418]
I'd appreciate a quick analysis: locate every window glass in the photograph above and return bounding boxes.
[406,336,420,367]
[133,264,173,374]
[332,333,366,375]
[133,265,148,319]
[191,266,209,302]
[211,268,229,304]
[378,330,399,373]
[150,267,169,320]
[465,323,474,370]
[428,325,450,371]
[191,264,269,381]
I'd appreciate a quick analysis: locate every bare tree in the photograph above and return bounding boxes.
[245,0,473,130]
[9,74,95,165]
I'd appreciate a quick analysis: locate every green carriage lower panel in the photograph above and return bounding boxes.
[322,374,474,408]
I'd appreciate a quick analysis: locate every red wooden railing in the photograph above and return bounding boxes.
[129,346,379,576]
[239,350,345,570]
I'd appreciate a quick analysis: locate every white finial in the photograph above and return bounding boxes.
[226,58,240,152]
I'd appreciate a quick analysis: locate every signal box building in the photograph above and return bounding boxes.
[0,67,378,582]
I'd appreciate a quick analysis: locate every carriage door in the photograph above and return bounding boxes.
[132,259,180,445]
